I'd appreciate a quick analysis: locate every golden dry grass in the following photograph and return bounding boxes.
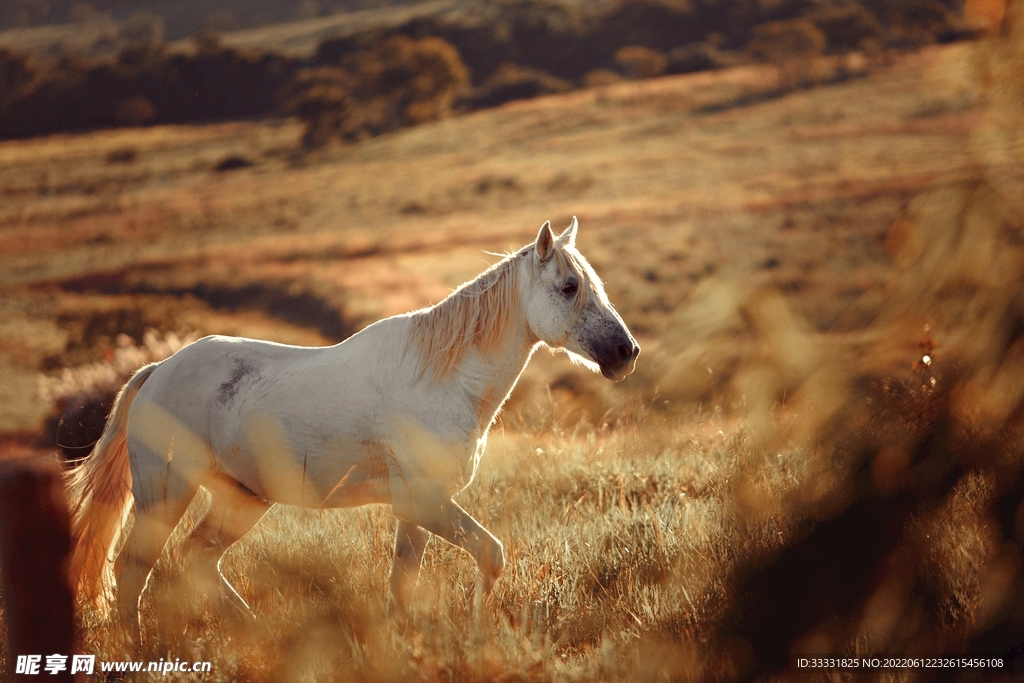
[2,23,1023,681]
[68,420,763,682]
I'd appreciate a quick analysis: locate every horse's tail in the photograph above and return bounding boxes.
[66,362,157,608]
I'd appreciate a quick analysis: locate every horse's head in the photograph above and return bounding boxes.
[522,217,640,381]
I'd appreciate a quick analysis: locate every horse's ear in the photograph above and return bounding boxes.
[557,216,578,247]
[535,220,554,263]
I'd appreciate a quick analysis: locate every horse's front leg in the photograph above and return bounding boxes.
[388,519,429,619]
[411,499,505,595]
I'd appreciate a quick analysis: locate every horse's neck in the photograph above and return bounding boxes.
[455,318,537,429]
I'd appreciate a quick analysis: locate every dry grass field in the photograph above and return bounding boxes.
[1,15,1023,681]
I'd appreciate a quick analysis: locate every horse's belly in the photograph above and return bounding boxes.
[217,426,393,509]
[318,477,392,509]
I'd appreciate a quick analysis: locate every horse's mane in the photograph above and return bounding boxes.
[409,250,524,380]
[409,241,602,380]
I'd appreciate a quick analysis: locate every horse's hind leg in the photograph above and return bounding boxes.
[115,452,199,642]
[182,475,271,619]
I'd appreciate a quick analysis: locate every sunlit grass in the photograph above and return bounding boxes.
[65,412,792,682]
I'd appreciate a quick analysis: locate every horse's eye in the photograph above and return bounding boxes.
[561,280,578,297]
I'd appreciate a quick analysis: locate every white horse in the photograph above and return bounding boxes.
[66,217,639,636]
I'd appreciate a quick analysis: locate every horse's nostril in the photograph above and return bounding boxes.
[616,344,631,362]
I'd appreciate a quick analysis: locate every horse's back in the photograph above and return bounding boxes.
[128,326,415,502]
[135,334,318,421]
[124,335,322,478]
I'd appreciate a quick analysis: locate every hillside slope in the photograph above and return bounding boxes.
[0,42,979,435]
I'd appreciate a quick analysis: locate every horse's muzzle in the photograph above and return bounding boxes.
[595,337,640,381]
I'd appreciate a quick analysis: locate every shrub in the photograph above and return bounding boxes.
[0,40,301,139]
[807,5,884,54]
[460,61,571,110]
[41,330,197,460]
[877,0,967,47]
[666,43,738,74]
[747,19,827,62]
[104,146,137,164]
[113,95,156,126]
[349,35,469,134]
[583,68,623,88]
[213,154,255,171]
[0,47,35,109]
[613,45,667,79]
[281,65,354,148]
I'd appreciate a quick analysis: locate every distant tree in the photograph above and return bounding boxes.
[584,69,623,88]
[666,42,737,74]
[114,96,156,126]
[282,66,354,148]
[877,0,965,47]
[462,61,572,109]
[747,19,826,62]
[350,36,469,134]
[614,45,667,79]
[808,5,884,54]
[0,48,35,110]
